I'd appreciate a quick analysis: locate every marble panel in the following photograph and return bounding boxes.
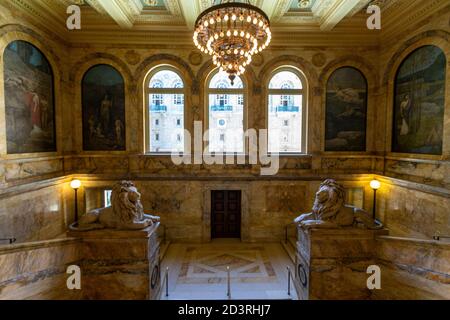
[0,183,68,243]
[67,224,161,300]
[0,238,81,300]
[374,236,450,300]
[377,183,450,239]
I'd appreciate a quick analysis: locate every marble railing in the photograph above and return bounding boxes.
[0,237,82,300]
[373,235,450,300]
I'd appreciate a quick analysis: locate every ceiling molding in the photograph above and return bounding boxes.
[179,0,201,30]
[90,0,136,28]
[271,0,293,22]
[84,0,109,15]
[0,0,447,48]
[317,0,368,31]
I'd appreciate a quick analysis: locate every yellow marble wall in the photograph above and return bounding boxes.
[374,236,450,300]
[0,178,76,243]
[80,176,376,243]
[377,179,450,240]
[376,8,450,189]
[0,238,82,300]
[0,4,448,246]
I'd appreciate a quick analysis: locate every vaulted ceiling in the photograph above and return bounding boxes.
[1,0,448,46]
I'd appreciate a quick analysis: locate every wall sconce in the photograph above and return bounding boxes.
[370,179,381,220]
[70,179,82,225]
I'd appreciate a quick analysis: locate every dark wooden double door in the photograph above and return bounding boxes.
[211,190,241,239]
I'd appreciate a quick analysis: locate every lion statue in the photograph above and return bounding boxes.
[294,179,383,230]
[69,181,160,231]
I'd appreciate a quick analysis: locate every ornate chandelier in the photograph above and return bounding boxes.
[193,0,271,84]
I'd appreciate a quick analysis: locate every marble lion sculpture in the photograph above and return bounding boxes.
[69,181,160,231]
[294,179,383,230]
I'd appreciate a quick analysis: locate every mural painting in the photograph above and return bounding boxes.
[82,64,126,151]
[325,67,367,151]
[393,45,446,155]
[3,40,56,153]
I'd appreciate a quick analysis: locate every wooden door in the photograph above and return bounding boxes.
[211,190,241,238]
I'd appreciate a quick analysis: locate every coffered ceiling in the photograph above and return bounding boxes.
[0,0,448,46]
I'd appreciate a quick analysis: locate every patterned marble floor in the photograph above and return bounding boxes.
[160,240,297,300]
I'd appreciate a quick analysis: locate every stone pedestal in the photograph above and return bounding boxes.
[294,226,388,300]
[67,223,161,300]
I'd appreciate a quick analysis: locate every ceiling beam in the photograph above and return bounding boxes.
[261,0,280,21]
[179,0,201,30]
[314,0,369,31]
[86,0,136,28]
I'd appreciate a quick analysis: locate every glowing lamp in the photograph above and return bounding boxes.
[370,179,381,220]
[70,179,82,224]
[370,179,381,190]
[70,179,81,190]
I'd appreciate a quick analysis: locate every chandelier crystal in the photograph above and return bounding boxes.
[193,0,271,84]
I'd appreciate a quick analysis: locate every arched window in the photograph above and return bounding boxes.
[267,68,306,153]
[145,67,185,153]
[173,82,184,105]
[207,70,245,153]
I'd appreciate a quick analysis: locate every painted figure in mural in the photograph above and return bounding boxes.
[399,94,411,135]
[82,64,126,151]
[3,40,56,153]
[100,94,112,133]
[25,88,42,133]
[115,119,124,146]
[40,99,49,130]
[393,45,446,155]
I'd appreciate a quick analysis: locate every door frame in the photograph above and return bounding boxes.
[202,182,250,243]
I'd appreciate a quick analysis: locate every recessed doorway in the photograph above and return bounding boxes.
[211,190,241,239]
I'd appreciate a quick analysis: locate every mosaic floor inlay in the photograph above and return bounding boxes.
[178,246,277,284]
[161,240,297,300]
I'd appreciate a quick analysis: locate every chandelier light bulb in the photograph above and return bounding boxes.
[194,1,270,84]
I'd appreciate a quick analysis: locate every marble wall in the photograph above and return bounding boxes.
[0,179,74,243]
[0,238,82,300]
[80,177,374,243]
[0,1,448,292]
[377,180,450,240]
[374,236,450,300]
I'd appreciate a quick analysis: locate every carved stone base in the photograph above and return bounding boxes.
[67,223,161,300]
[294,226,388,300]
